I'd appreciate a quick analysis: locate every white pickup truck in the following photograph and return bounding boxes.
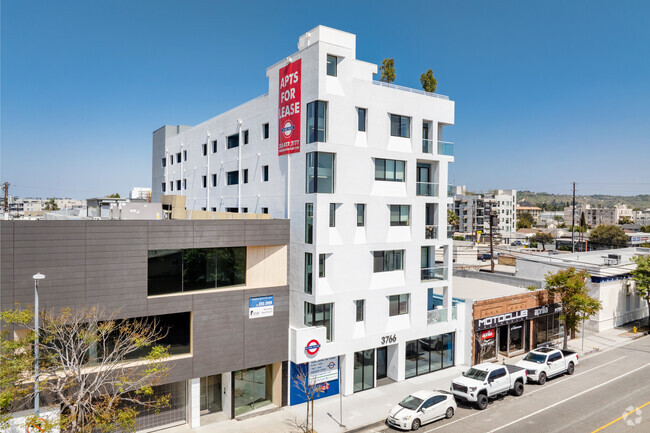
[515,347,579,384]
[450,363,527,410]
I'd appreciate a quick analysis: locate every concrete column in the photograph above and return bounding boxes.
[340,354,354,396]
[188,378,200,428]
[222,372,233,418]
[387,343,401,382]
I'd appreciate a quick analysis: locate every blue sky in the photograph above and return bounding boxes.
[2,0,649,199]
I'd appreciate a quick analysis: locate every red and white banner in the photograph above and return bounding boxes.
[278,59,301,156]
[481,329,495,340]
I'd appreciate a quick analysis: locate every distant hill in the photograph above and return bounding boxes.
[517,191,650,211]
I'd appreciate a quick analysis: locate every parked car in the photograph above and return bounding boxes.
[511,241,523,246]
[450,363,526,410]
[515,347,579,384]
[386,390,456,430]
[477,253,491,261]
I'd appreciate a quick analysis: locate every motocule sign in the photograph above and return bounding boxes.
[278,59,301,156]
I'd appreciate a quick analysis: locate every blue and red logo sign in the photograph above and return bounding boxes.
[327,361,335,369]
[305,339,321,356]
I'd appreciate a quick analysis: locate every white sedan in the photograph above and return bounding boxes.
[386,390,456,431]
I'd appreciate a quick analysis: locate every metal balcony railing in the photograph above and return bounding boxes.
[438,141,454,156]
[425,225,438,239]
[422,138,433,153]
[420,266,448,282]
[371,80,450,100]
[416,182,439,197]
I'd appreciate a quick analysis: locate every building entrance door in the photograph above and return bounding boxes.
[376,346,388,380]
[497,322,527,358]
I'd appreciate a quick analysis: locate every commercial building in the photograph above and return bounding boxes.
[450,186,517,243]
[152,26,464,399]
[0,219,289,430]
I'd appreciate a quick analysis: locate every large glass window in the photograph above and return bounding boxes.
[304,302,332,341]
[389,294,409,316]
[390,205,410,226]
[233,365,272,416]
[405,332,455,378]
[373,250,404,272]
[304,253,312,294]
[227,133,239,149]
[307,101,327,143]
[305,203,313,244]
[390,114,411,138]
[326,55,337,77]
[306,152,335,193]
[375,159,405,182]
[353,349,374,392]
[148,247,246,295]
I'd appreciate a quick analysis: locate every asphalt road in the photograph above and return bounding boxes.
[369,335,650,433]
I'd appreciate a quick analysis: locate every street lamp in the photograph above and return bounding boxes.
[32,273,45,417]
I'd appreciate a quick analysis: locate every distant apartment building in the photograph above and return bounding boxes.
[3,197,85,219]
[516,205,542,222]
[564,204,633,226]
[451,186,517,243]
[632,209,650,226]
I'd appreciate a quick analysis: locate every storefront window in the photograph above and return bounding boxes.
[405,341,418,379]
[405,333,454,378]
[532,312,564,348]
[353,349,374,392]
[233,365,272,416]
[475,329,497,364]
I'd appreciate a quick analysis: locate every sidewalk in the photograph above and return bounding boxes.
[170,326,647,433]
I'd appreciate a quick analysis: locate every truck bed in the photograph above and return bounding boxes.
[505,364,526,374]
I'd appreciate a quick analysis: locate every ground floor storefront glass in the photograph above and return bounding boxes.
[233,365,272,416]
[405,332,455,379]
[353,349,375,392]
[532,312,563,347]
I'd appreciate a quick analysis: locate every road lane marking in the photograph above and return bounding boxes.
[486,362,650,432]
[423,356,626,433]
[590,401,650,433]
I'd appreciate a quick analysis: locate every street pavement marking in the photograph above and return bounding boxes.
[487,363,650,432]
[422,356,625,433]
[590,401,650,433]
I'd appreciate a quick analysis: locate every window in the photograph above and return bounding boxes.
[183,150,187,161]
[201,207,206,211]
[162,158,167,168]
[326,55,337,76]
[389,294,409,316]
[373,250,404,272]
[243,130,249,144]
[176,152,181,163]
[202,144,207,156]
[307,101,327,143]
[202,176,207,188]
[176,180,181,191]
[262,165,269,182]
[226,207,238,213]
[304,302,332,341]
[242,169,248,184]
[329,203,336,227]
[356,204,365,227]
[390,205,410,226]
[169,155,174,165]
[355,300,364,322]
[305,203,313,244]
[211,207,216,212]
[319,254,326,277]
[261,207,269,214]
[183,179,187,190]
[390,114,411,138]
[227,133,239,149]
[262,123,270,139]
[161,182,166,192]
[147,247,246,295]
[304,253,313,294]
[211,174,217,187]
[169,181,173,191]
[375,159,405,182]
[306,152,335,193]
[406,332,455,378]
[241,207,248,213]
[227,171,239,185]
[212,140,218,153]
[357,108,367,132]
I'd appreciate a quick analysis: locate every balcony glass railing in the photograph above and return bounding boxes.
[425,225,438,239]
[447,185,454,197]
[447,226,455,239]
[422,139,434,153]
[421,266,448,281]
[438,141,454,156]
[427,306,458,325]
[416,182,439,197]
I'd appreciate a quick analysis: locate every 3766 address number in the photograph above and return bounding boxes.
[381,334,397,345]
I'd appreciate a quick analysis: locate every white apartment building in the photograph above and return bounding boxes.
[152,26,465,399]
[564,204,634,226]
[451,186,517,243]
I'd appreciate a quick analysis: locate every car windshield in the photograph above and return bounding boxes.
[399,396,423,411]
[523,352,547,364]
[463,368,488,381]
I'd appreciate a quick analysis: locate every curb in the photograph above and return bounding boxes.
[344,419,386,433]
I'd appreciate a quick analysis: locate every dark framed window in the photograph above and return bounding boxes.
[225,207,238,213]
[306,152,335,193]
[241,207,248,213]
[227,171,239,185]
[304,253,313,294]
[329,203,336,227]
[307,101,327,143]
[211,207,216,212]
[389,294,409,316]
[169,181,173,191]
[326,55,337,77]
[373,250,404,272]
[357,108,367,132]
[162,158,167,168]
[212,140,218,153]
[202,144,207,156]
[183,179,187,190]
[390,205,410,226]
[319,254,326,277]
[262,165,269,182]
[212,174,217,187]
[356,204,365,227]
[242,169,248,184]
[176,180,181,191]
[261,207,269,214]
[161,183,166,192]
[355,300,364,322]
[183,150,187,161]
[169,155,174,165]
[375,159,405,182]
[243,130,249,144]
[305,203,313,244]
[227,133,239,149]
[202,176,207,188]
[304,302,332,341]
[406,332,454,379]
[201,207,206,211]
[390,114,411,138]
[262,123,270,139]
[176,152,181,163]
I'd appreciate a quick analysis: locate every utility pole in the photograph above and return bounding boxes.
[489,201,495,273]
[2,182,9,212]
[571,182,576,253]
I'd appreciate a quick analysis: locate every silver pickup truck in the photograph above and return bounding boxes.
[450,363,527,410]
[515,347,579,384]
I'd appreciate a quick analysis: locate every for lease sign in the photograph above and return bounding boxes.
[278,59,301,156]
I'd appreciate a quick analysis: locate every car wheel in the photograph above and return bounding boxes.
[446,407,454,419]
[476,394,488,410]
[538,372,547,385]
[512,381,524,396]
[567,362,575,375]
[411,418,421,431]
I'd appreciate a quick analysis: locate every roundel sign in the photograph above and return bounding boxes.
[305,339,321,356]
[282,120,295,138]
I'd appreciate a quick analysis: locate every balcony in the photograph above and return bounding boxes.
[417,182,439,197]
[438,141,454,156]
[421,266,448,282]
[447,227,455,239]
[422,139,434,153]
[427,306,457,325]
[371,80,450,100]
[425,225,438,239]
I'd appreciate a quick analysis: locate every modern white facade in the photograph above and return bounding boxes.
[152,26,463,398]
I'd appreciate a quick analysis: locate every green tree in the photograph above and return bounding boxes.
[419,69,437,93]
[630,255,650,326]
[589,224,628,248]
[540,267,602,350]
[447,209,459,227]
[517,212,535,229]
[106,193,121,198]
[553,215,564,222]
[640,225,650,233]
[618,216,633,225]
[580,212,587,230]
[378,58,396,83]
[43,198,59,211]
[530,232,555,251]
